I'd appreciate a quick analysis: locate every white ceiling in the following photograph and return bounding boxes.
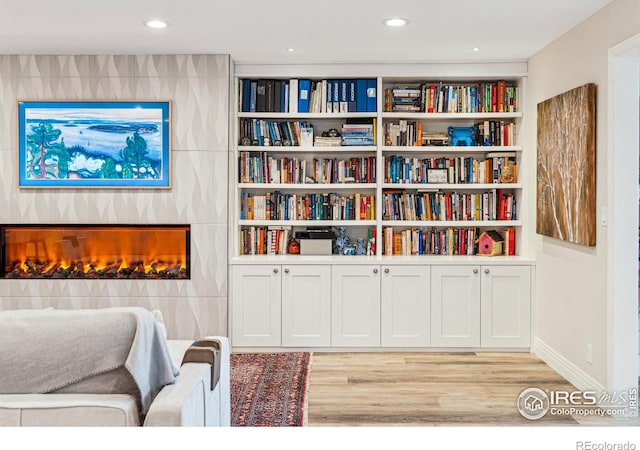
[0,0,613,64]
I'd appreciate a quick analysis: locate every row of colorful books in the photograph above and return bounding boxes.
[239,152,376,184]
[239,78,377,113]
[384,120,516,147]
[383,153,517,184]
[239,119,314,147]
[384,81,518,113]
[382,189,517,222]
[382,227,516,256]
[239,192,375,221]
[239,225,291,255]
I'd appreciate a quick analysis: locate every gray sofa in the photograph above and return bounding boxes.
[0,308,230,427]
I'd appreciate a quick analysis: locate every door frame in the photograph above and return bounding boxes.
[607,33,640,391]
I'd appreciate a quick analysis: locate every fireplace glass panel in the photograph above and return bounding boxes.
[1,225,190,279]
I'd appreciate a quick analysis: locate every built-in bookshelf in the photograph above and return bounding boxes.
[229,66,532,351]
[232,74,525,259]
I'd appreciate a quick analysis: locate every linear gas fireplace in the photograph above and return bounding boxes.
[1,224,190,279]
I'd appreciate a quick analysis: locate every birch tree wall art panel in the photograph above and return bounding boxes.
[536,83,596,246]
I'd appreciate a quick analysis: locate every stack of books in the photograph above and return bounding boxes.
[385,86,422,112]
[341,123,374,146]
[314,136,342,147]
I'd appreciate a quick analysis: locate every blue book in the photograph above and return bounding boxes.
[348,80,357,112]
[332,80,340,113]
[280,80,287,112]
[250,81,257,112]
[366,79,377,112]
[241,79,251,112]
[339,80,348,113]
[356,79,367,112]
[256,120,263,146]
[298,79,311,113]
[326,80,333,113]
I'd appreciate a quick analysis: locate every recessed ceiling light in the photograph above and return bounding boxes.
[473,47,480,52]
[287,48,295,52]
[145,20,168,29]
[383,18,409,27]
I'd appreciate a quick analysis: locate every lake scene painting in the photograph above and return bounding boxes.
[18,101,171,187]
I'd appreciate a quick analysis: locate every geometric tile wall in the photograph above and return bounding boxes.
[0,55,230,339]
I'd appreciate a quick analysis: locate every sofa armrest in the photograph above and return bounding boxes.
[144,362,211,426]
[144,336,230,427]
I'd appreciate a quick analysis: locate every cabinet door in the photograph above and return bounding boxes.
[381,265,430,347]
[481,265,531,348]
[331,265,381,347]
[282,265,331,347]
[231,265,281,347]
[431,266,480,347]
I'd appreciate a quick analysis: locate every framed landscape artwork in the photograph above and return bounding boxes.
[17,100,171,188]
[536,83,596,246]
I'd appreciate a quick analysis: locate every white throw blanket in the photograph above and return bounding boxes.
[0,307,179,417]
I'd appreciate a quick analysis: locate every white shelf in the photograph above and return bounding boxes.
[238,183,377,190]
[229,254,535,265]
[382,145,522,153]
[381,112,522,120]
[239,145,376,153]
[239,220,377,227]
[381,183,522,190]
[382,220,521,227]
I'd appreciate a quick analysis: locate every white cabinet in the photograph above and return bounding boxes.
[480,265,531,348]
[231,262,531,350]
[282,265,331,347]
[231,265,282,347]
[332,265,381,347]
[381,265,430,347]
[431,266,481,347]
[431,265,531,348]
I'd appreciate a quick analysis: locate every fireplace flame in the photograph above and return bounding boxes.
[4,226,189,279]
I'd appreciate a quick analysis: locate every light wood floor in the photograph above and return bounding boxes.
[306,352,640,426]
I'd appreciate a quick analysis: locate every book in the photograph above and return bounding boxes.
[250,81,257,112]
[339,80,348,113]
[300,124,314,147]
[281,80,288,112]
[241,79,251,112]
[256,80,267,112]
[298,79,311,113]
[289,79,299,113]
[265,79,274,112]
[366,79,377,112]
[348,80,357,112]
[503,228,516,255]
[356,79,367,112]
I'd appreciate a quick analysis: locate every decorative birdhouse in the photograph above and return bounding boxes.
[476,230,504,256]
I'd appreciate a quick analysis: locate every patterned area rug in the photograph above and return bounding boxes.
[230,352,311,426]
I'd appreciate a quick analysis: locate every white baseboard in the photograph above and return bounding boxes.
[533,337,606,392]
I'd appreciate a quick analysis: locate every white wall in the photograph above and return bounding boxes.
[0,55,230,339]
[526,0,640,388]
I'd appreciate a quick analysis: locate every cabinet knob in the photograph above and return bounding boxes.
[284,268,290,274]
[373,268,378,274]
[273,268,279,274]
[384,268,390,274]
[484,268,490,274]
[473,268,479,274]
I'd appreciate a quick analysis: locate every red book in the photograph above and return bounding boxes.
[503,228,516,256]
[497,81,506,113]
[491,84,497,112]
